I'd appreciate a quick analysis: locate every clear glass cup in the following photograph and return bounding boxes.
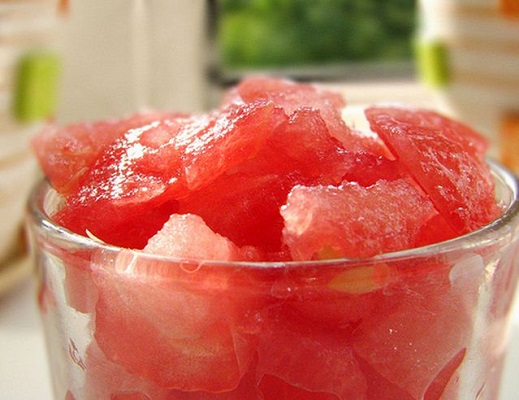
[26,161,519,400]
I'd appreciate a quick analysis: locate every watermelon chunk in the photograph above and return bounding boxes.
[32,111,180,195]
[84,340,262,399]
[365,106,500,234]
[83,342,166,400]
[91,216,268,392]
[179,108,357,255]
[223,76,375,151]
[281,179,437,260]
[351,263,474,399]
[255,313,367,399]
[54,101,286,248]
[92,252,257,392]
[340,151,404,187]
[280,262,395,331]
[259,375,341,400]
[29,75,508,399]
[178,101,286,191]
[222,76,344,119]
[144,213,259,262]
[62,253,99,314]
[353,354,415,400]
[365,106,489,158]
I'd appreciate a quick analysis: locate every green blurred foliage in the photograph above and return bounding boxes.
[217,0,417,68]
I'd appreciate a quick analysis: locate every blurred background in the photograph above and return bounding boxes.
[212,0,416,83]
[56,0,420,120]
[0,1,518,398]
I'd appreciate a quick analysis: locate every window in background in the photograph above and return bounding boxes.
[212,0,417,84]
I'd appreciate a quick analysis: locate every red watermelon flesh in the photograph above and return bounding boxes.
[31,76,506,399]
[54,101,286,248]
[92,251,258,392]
[351,263,473,399]
[83,341,166,400]
[84,340,262,399]
[55,194,180,249]
[255,313,368,399]
[223,75,345,110]
[365,106,500,234]
[423,348,467,400]
[258,374,340,400]
[179,108,360,254]
[278,262,396,332]
[340,151,404,187]
[180,171,289,257]
[223,76,373,152]
[366,106,489,158]
[415,213,458,248]
[32,111,180,195]
[281,179,437,260]
[53,117,186,248]
[144,213,259,262]
[61,252,99,314]
[178,101,286,191]
[353,353,415,400]
[162,369,261,399]
[91,217,270,393]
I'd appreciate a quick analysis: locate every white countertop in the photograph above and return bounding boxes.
[1,276,519,399]
[0,279,52,399]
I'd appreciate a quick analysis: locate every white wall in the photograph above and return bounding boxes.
[57,0,209,123]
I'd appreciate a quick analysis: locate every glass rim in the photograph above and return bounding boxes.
[27,159,519,269]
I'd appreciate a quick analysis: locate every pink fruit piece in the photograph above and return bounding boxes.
[91,215,269,393]
[414,213,458,248]
[223,76,374,152]
[259,375,341,400]
[256,314,367,400]
[365,106,500,234]
[179,108,356,255]
[281,179,437,260]
[86,339,260,399]
[55,194,180,250]
[32,111,181,195]
[144,213,257,262]
[353,352,415,400]
[54,101,286,249]
[53,117,186,248]
[278,262,395,332]
[179,108,354,252]
[366,106,488,158]
[424,348,467,400]
[180,171,288,257]
[340,151,404,187]
[177,101,287,192]
[83,341,165,400]
[352,265,472,399]
[92,250,257,393]
[62,252,99,314]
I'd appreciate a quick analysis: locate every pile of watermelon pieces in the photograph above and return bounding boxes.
[34,76,500,261]
[33,76,508,400]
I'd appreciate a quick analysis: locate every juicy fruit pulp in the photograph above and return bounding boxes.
[33,76,504,399]
[34,79,499,257]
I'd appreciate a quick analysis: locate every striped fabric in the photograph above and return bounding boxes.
[417,0,519,173]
